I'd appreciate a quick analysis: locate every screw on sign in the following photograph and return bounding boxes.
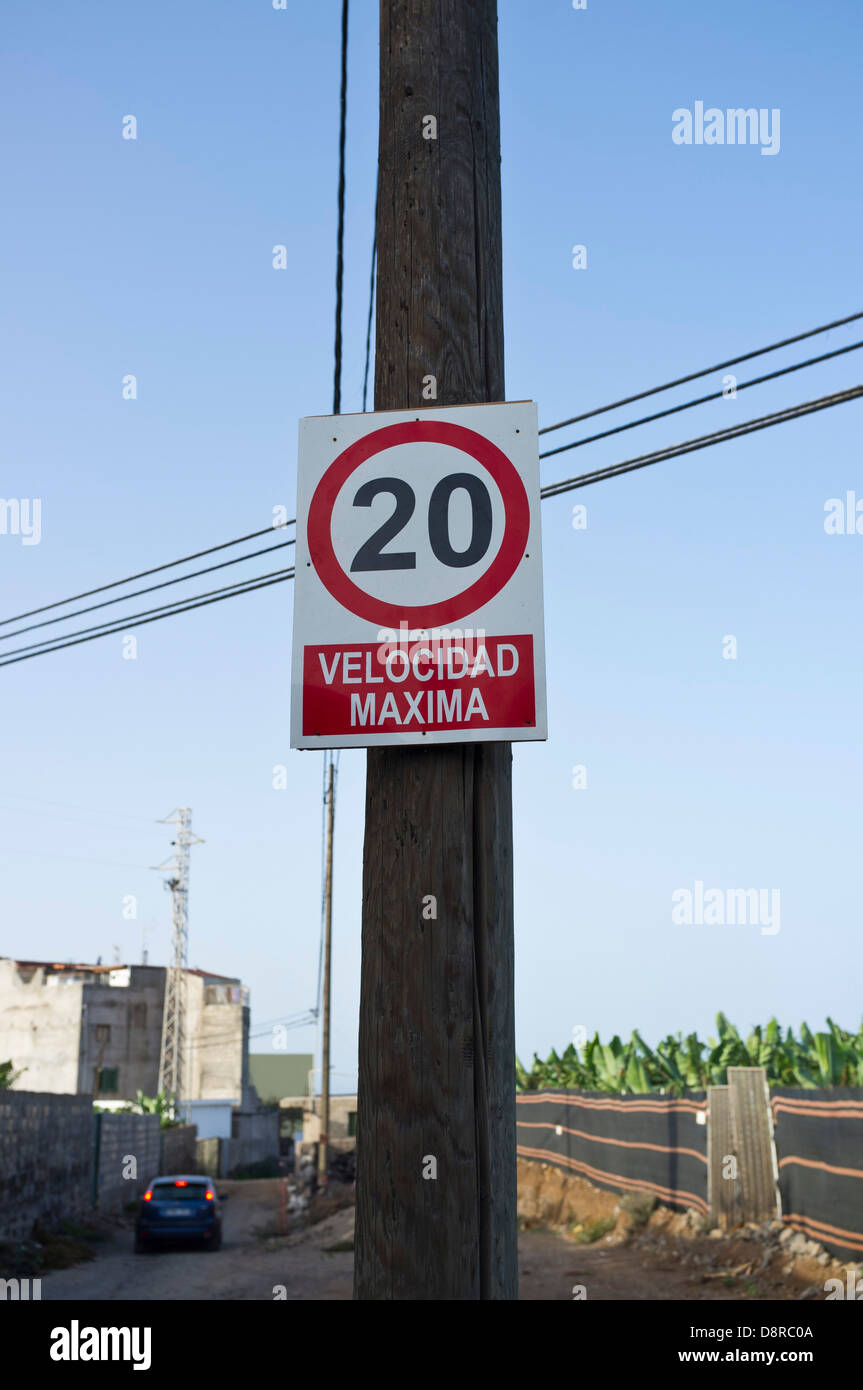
[290,401,547,748]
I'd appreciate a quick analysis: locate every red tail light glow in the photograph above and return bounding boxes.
[174,1180,187,1187]
[205,1191,215,1201]
[143,1191,152,1201]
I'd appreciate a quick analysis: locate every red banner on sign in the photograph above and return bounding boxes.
[302,635,536,737]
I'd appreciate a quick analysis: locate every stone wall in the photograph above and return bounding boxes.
[0,1091,93,1240]
[196,1136,228,1179]
[229,1107,280,1174]
[95,1112,160,1213]
[160,1123,198,1175]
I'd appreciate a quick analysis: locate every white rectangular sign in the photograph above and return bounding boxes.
[290,401,546,748]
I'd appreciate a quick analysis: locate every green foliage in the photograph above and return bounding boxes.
[0,1060,24,1090]
[94,1089,181,1127]
[619,1192,657,1228]
[571,1216,616,1244]
[134,1089,179,1124]
[516,1016,863,1094]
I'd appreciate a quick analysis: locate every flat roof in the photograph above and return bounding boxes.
[5,959,240,982]
[11,960,128,973]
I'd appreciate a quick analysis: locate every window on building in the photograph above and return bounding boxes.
[347,1111,357,1137]
[98,1068,119,1094]
[131,1003,147,1028]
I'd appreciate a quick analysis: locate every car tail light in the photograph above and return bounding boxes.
[143,1191,152,1201]
[205,1190,215,1201]
[174,1180,187,1187]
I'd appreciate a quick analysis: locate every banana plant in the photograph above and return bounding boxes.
[516,1015,863,1093]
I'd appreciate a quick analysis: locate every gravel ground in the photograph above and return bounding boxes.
[40,1177,856,1301]
[42,1179,355,1302]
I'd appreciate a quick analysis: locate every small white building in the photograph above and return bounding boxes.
[178,1098,238,1140]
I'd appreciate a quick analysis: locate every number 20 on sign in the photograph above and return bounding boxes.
[290,401,547,748]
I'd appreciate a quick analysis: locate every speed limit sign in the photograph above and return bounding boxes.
[290,401,546,748]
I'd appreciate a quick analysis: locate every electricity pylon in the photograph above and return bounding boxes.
[153,808,204,1112]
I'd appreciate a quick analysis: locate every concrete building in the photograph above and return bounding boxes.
[248,1054,313,1107]
[247,1056,357,1153]
[279,1092,357,1159]
[300,1094,357,1149]
[249,1054,313,1152]
[0,958,251,1105]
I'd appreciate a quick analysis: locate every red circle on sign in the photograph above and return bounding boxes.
[306,419,530,628]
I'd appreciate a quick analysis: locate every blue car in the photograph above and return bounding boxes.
[134,1175,225,1252]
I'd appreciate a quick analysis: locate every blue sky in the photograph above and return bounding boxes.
[1,0,861,1091]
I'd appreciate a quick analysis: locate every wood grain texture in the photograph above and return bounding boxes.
[354,0,517,1300]
[707,1085,741,1229]
[709,1071,781,1227]
[728,1067,781,1223]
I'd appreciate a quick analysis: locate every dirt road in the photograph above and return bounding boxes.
[42,1178,840,1301]
[42,1180,355,1302]
[520,1229,767,1300]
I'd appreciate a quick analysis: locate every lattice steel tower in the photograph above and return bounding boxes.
[154,808,204,1109]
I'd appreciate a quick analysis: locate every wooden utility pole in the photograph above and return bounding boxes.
[354,0,517,1300]
[318,757,335,1192]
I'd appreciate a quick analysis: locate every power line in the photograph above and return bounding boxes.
[332,0,349,414]
[362,189,378,412]
[539,338,863,461]
[538,310,863,437]
[5,310,861,641]
[0,569,294,669]
[540,382,863,498]
[249,1015,318,1041]
[0,792,157,821]
[317,2,349,1166]
[250,1008,321,1031]
[0,846,155,869]
[0,565,296,662]
[7,313,860,640]
[0,803,163,835]
[0,539,295,642]
[3,385,862,670]
[187,1016,319,1052]
[0,521,295,629]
